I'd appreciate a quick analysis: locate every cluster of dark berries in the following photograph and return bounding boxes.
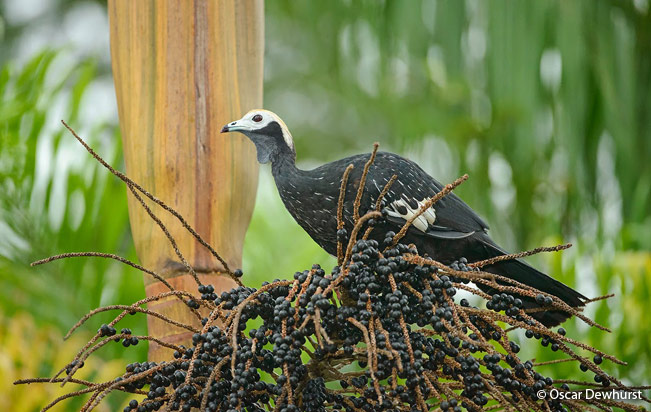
[449,257,473,273]
[99,323,117,336]
[535,293,554,306]
[120,362,165,411]
[115,328,138,347]
[99,233,615,411]
[486,292,524,318]
[198,284,217,301]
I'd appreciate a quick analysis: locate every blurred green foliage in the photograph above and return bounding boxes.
[0,50,146,355]
[0,1,649,410]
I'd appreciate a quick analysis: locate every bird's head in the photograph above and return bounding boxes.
[221,109,295,164]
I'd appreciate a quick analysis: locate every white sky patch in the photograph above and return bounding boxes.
[48,139,78,231]
[30,121,54,217]
[11,1,110,66]
[45,123,96,232]
[389,42,410,97]
[540,48,562,93]
[465,25,487,61]
[29,88,70,219]
[355,20,380,97]
[14,21,62,65]
[3,0,51,24]
[488,152,515,212]
[99,260,129,307]
[67,189,86,231]
[406,135,458,185]
[79,76,118,126]
[596,132,623,243]
[574,254,598,334]
[63,2,110,63]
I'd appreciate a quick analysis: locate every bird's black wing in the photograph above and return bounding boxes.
[314,152,585,327]
[365,152,489,239]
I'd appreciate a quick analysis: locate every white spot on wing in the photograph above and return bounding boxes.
[386,197,437,233]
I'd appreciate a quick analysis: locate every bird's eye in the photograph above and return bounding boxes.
[252,114,263,122]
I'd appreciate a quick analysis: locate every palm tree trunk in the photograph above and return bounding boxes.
[108,0,263,362]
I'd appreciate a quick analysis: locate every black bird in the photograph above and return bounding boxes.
[221,109,586,326]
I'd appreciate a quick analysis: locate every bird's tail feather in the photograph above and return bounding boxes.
[482,259,585,326]
[475,236,586,327]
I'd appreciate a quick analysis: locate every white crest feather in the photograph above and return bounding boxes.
[244,109,294,151]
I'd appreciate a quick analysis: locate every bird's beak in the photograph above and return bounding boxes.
[221,119,248,133]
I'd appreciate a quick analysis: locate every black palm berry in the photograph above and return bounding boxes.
[65,360,84,375]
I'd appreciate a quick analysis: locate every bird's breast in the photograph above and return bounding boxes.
[276,182,340,254]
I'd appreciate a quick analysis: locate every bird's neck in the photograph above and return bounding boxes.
[271,153,299,179]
